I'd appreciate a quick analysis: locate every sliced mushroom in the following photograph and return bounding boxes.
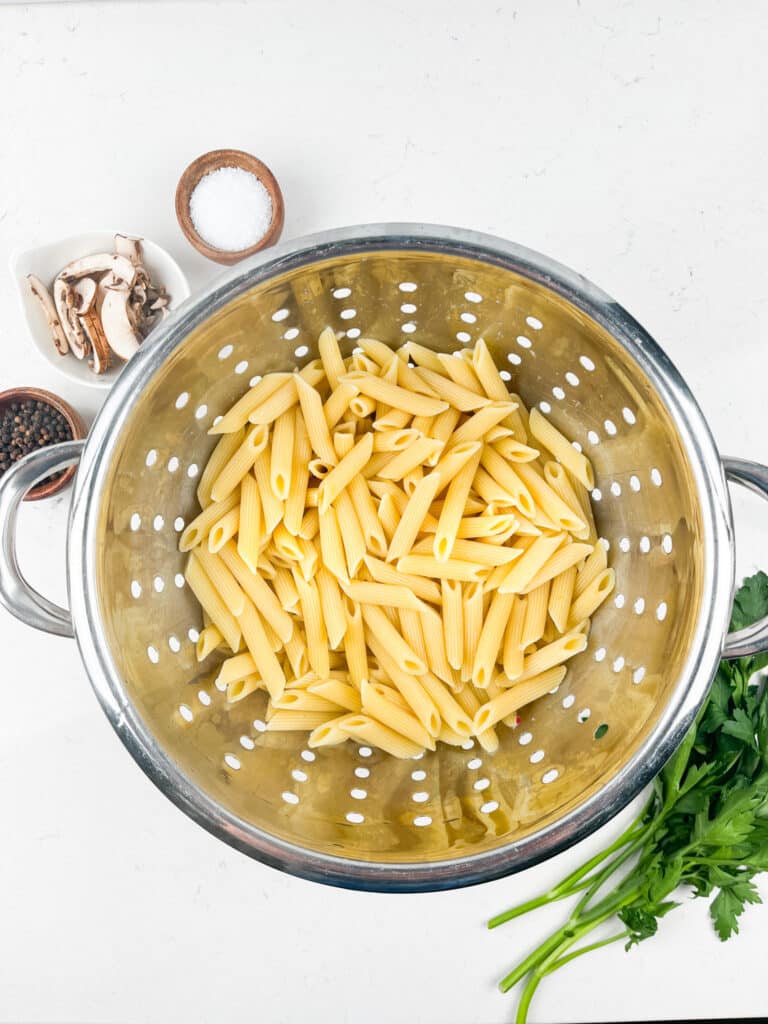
[79,312,111,375]
[53,278,89,359]
[57,252,136,287]
[100,283,141,361]
[72,277,97,315]
[114,234,143,265]
[27,274,69,355]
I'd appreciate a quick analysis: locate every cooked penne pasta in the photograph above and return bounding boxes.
[253,449,284,535]
[196,429,246,507]
[308,679,362,713]
[575,540,608,597]
[498,533,566,594]
[318,503,349,582]
[413,365,490,411]
[515,632,588,682]
[475,666,567,730]
[473,591,515,687]
[292,570,330,677]
[462,581,484,682]
[361,680,435,749]
[548,565,577,634]
[341,371,449,416]
[341,579,427,612]
[338,714,424,758]
[318,432,373,512]
[267,710,334,732]
[209,375,290,435]
[520,581,551,650]
[180,489,240,551]
[529,408,595,490]
[361,604,427,675]
[434,447,482,560]
[185,554,242,652]
[316,566,347,649]
[396,554,488,583]
[208,505,240,553]
[502,595,527,679]
[247,376,299,426]
[436,352,484,394]
[196,624,224,662]
[569,568,615,626]
[441,579,464,671]
[522,542,593,593]
[387,471,443,562]
[364,555,442,604]
[317,326,346,388]
[237,599,286,700]
[295,373,337,465]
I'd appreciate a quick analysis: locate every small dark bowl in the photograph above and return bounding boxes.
[175,149,285,266]
[0,387,85,501]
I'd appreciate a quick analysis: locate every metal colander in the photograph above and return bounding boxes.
[3,225,767,892]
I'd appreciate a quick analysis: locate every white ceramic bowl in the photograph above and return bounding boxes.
[11,232,191,389]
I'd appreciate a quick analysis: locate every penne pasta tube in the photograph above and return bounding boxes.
[472,591,515,687]
[376,437,444,481]
[299,507,319,540]
[479,447,536,519]
[432,441,483,496]
[197,429,246,507]
[216,652,258,687]
[341,579,427,612]
[447,402,517,447]
[520,581,550,650]
[403,341,445,373]
[218,542,294,643]
[340,371,449,416]
[575,540,608,597]
[208,505,240,553]
[347,474,388,558]
[317,325,346,388]
[364,555,442,604]
[374,407,412,431]
[492,437,541,462]
[196,624,223,662]
[377,492,400,542]
[398,607,429,666]
[361,603,427,676]
[308,679,362,712]
[502,595,527,679]
[247,376,299,425]
[292,570,330,677]
[521,542,593,593]
[475,666,567,730]
[396,555,488,583]
[529,408,595,489]
[318,432,373,512]
[338,714,424,758]
[441,579,464,671]
[209,374,291,435]
[498,533,566,594]
[436,352,484,393]
[413,536,522,567]
[237,600,286,700]
[412,365,490,411]
[434,447,482,560]
[358,336,399,367]
[284,628,309,677]
[267,710,333,732]
[343,596,369,686]
[194,545,246,617]
[318,503,349,582]
[334,490,367,577]
[180,489,240,551]
[184,554,242,652]
[396,357,442,398]
[253,449,284,535]
[295,373,337,464]
[548,565,577,634]
[462,581,484,682]
[387,470,443,562]
[308,714,360,747]
[365,632,441,733]
[226,674,264,703]
[273,691,345,714]
[360,680,435,749]
[568,568,615,626]
[516,632,588,681]
[272,564,300,612]
[316,566,347,649]
[237,471,262,570]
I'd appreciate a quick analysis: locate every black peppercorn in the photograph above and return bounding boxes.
[0,398,73,486]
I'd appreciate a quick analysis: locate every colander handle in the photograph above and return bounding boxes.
[0,439,84,638]
[722,456,768,658]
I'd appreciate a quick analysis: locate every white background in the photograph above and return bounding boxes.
[1,2,767,1022]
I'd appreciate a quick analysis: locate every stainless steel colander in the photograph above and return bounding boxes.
[2,224,768,892]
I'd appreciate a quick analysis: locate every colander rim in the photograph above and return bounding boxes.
[67,223,734,891]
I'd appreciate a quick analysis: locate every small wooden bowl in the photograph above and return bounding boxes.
[175,149,285,266]
[0,387,86,501]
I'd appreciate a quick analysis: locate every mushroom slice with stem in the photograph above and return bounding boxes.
[114,234,143,265]
[79,311,111,375]
[57,252,136,287]
[27,274,69,355]
[53,277,89,360]
[100,281,141,361]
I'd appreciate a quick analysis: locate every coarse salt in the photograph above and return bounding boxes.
[189,166,273,252]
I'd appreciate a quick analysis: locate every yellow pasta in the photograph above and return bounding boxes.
[516,632,588,682]
[247,376,299,425]
[365,634,440,734]
[436,352,484,394]
[292,570,330,677]
[412,365,490,411]
[522,542,593,593]
[548,565,577,634]
[253,449,284,535]
[341,371,449,416]
[180,489,240,551]
[317,326,346,388]
[295,373,337,465]
[184,554,242,652]
[318,504,349,582]
[209,374,291,435]
[237,599,286,700]
[475,667,567,730]
[386,471,443,562]
[575,540,608,597]
[194,545,246,617]
[361,680,435,749]
[441,579,464,671]
[196,624,223,662]
[318,432,373,512]
[498,533,565,594]
[267,710,334,732]
[434,447,482,560]
[529,408,595,489]
[569,568,616,626]
[218,542,294,642]
[361,603,427,676]
[376,437,444,481]
[520,581,551,650]
[473,591,515,687]
[338,715,424,758]
[462,581,484,682]
[364,555,442,605]
[196,429,246,507]
[502,595,527,679]
[269,410,295,502]
[403,341,445,373]
[207,505,240,553]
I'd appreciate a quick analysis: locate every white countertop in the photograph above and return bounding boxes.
[1,2,767,1021]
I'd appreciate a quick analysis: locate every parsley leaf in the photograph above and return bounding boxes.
[730,571,768,631]
[710,878,762,940]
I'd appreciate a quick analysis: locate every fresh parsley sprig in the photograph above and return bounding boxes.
[490,571,768,1024]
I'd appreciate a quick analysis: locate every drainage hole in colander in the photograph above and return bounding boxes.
[516,335,532,349]
[587,431,600,446]
[594,647,606,662]
[340,308,356,321]
[622,407,637,425]
[460,312,477,324]
[507,353,522,366]
[604,419,617,436]
[153,576,165,593]
[292,769,308,783]
[346,327,361,339]
[518,732,533,746]
[565,371,580,386]
[612,656,625,673]
[542,769,559,784]
[218,344,234,360]
[212,415,223,428]
[400,303,417,314]
[410,769,426,781]
[295,345,309,358]
[499,370,511,382]
[129,513,141,531]
[481,800,499,814]
[174,574,185,589]
[401,322,416,334]
[411,751,424,760]
[271,309,290,323]
[650,467,663,486]
[413,815,432,827]
[464,290,482,303]
[174,516,185,531]
[633,667,646,684]
[240,736,255,751]
[346,812,364,824]
[461,739,475,750]
[639,535,651,553]
[153,514,164,531]
[634,597,645,615]
[552,386,565,400]
[145,449,158,467]
[467,757,482,770]
[167,456,180,473]
[332,287,351,299]
[656,602,668,621]
[526,315,543,330]
[350,788,366,800]
[358,746,373,758]
[224,754,241,771]
[572,440,583,453]
[175,391,189,410]
[168,635,180,653]
[198,690,211,706]
[629,475,641,492]
[147,645,159,664]
[619,537,630,552]
[178,704,193,723]
[412,791,429,803]
[529,750,544,765]
[248,375,262,387]
[662,534,673,554]
[610,482,621,497]
[187,627,199,642]
[578,708,591,723]
[594,723,609,740]
[253,718,267,733]
[579,355,596,371]
[456,331,471,343]
[233,360,249,376]
[195,404,208,420]
[399,282,417,293]
[281,791,299,804]
[473,778,490,791]
[614,594,625,608]
[130,580,141,599]
[562,694,575,709]
[301,749,316,762]
[283,328,299,341]
[355,767,370,779]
